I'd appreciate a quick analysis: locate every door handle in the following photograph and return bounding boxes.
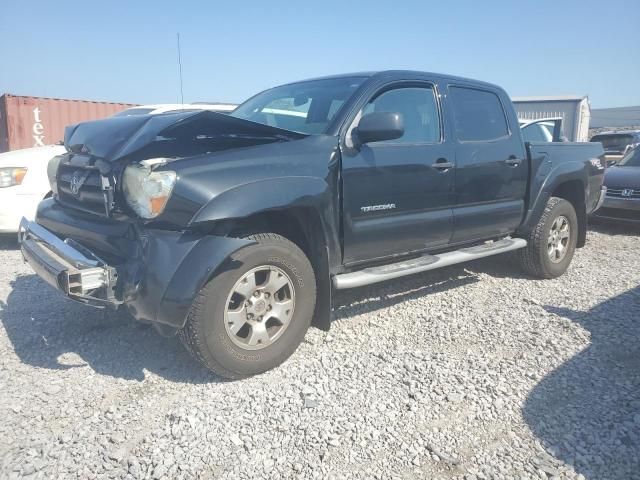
[432,159,453,171]
[505,156,522,167]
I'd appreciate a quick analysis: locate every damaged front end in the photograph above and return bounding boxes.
[20,205,255,333]
[56,110,305,219]
[21,111,306,332]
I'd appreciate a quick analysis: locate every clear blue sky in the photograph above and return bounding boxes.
[1,0,638,108]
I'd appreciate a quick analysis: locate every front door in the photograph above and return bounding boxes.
[341,83,455,265]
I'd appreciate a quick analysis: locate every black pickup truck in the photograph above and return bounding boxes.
[19,71,606,378]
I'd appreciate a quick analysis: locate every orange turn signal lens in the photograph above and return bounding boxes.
[13,168,28,185]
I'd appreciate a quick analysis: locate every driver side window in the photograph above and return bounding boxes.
[363,86,441,144]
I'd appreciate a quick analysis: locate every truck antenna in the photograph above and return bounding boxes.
[177,33,184,106]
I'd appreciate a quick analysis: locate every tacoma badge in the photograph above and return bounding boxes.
[361,203,396,213]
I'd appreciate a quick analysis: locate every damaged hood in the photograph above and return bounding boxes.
[64,110,307,162]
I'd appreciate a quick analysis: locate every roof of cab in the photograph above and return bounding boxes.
[286,70,502,90]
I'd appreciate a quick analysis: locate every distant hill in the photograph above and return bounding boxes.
[591,106,640,128]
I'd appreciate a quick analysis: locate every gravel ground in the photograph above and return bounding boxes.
[0,223,639,480]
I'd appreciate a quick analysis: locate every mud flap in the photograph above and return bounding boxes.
[312,245,332,331]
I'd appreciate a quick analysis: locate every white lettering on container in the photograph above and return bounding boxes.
[32,107,45,146]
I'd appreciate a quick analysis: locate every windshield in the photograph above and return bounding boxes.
[618,147,640,167]
[590,134,635,152]
[231,77,367,134]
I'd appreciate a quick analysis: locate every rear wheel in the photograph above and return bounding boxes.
[179,233,316,379]
[518,197,578,279]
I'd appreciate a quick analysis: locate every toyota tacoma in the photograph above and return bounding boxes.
[19,71,606,378]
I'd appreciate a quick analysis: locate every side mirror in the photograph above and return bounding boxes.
[354,112,404,146]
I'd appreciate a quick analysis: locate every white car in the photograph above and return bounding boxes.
[0,144,66,233]
[113,103,237,117]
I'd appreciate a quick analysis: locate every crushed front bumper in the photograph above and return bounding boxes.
[19,200,256,330]
[18,218,121,308]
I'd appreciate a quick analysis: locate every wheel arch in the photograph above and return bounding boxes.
[187,177,338,331]
[518,163,588,248]
[216,207,333,331]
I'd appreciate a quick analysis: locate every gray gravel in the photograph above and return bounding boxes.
[0,223,639,480]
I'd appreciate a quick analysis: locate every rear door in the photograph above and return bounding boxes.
[446,85,528,243]
[341,82,455,264]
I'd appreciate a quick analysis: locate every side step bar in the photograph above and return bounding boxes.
[333,237,527,289]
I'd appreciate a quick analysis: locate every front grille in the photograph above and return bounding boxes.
[57,163,108,216]
[606,188,640,199]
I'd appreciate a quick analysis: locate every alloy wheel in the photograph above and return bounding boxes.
[547,215,571,263]
[223,265,295,350]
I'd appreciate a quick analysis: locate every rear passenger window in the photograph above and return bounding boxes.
[449,87,509,141]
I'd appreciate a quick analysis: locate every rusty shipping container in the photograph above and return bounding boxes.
[0,94,136,152]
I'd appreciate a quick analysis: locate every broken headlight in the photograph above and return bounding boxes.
[122,159,176,219]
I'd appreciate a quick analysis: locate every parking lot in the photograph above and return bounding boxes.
[0,223,638,480]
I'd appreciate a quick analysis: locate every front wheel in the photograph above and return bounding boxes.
[518,197,578,279]
[179,233,316,379]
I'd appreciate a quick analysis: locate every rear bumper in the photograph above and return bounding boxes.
[20,199,254,330]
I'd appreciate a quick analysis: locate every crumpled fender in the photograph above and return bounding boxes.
[157,234,256,329]
[126,230,254,329]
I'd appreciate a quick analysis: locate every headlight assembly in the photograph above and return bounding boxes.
[0,167,28,188]
[47,155,64,194]
[122,159,176,219]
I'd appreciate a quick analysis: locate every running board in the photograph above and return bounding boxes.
[333,237,527,289]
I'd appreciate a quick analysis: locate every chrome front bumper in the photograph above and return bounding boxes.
[18,218,120,307]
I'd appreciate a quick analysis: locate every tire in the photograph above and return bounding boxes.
[518,197,578,279]
[179,233,316,379]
